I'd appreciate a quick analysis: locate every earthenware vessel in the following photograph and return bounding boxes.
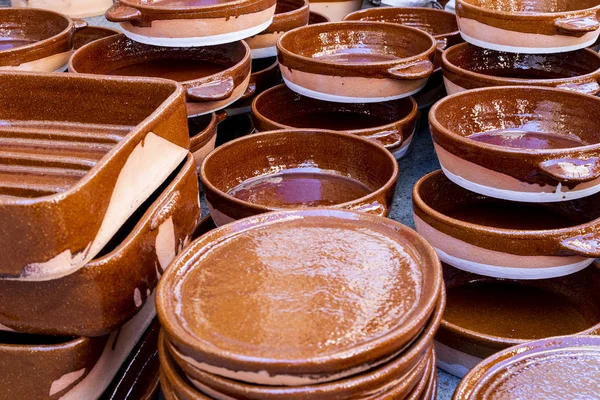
[0,72,188,282]
[106,0,277,47]
[456,0,600,53]
[277,21,436,102]
[372,0,447,7]
[453,335,600,399]
[384,348,436,400]
[430,86,600,202]
[156,208,442,385]
[252,84,418,159]
[11,0,113,18]
[69,35,251,117]
[307,0,361,22]
[0,154,200,336]
[72,26,120,50]
[215,113,255,146]
[308,10,330,23]
[413,170,600,279]
[443,43,600,95]
[436,263,600,378]
[200,129,399,226]
[189,113,226,168]
[0,8,86,72]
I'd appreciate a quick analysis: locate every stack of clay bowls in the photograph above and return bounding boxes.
[156,208,445,400]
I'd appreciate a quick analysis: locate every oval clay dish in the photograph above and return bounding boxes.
[156,209,442,386]
[11,0,113,18]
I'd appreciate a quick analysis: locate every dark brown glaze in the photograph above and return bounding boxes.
[308,11,330,24]
[261,0,309,34]
[200,130,399,223]
[252,84,417,153]
[72,26,119,50]
[0,333,108,400]
[0,155,200,336]
[156,209,442,381]
[443,43,600,95]
[0,71,188,280]
[453,335,600,399]
[215,113,255,146]
[227,57,282,111]
[413,171,600,258]
[188,112,225,157]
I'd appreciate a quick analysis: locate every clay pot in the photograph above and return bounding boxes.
[200,129,399,226]
[252,84,418,159]
[156,208,442,386]
[0,8,86,72]
[69,34,251,117]
[456,0,600,53]
[436,263,600,378]
[106,0,277,47]
[443,43,600,95]
[11,0,113,18]
[72,25,120,50]
[0,71,189,282]
[308,10,330,23]
[215,113,255,146]
[277,21,436,103]
[413,170,600,279]
[188,113,226,168]
[307,0,361,22]
[429,86,600,202]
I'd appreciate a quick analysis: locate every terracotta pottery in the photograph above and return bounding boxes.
[413,170,600,279]
[69,35,251,117]
[307,0,361,22]
[0,154,200,336]
[0,8,86,72]
[11,0,113,18]
[386,348,436,400]
[277,21,436,103]
[436,263,600,378]
[106,0,277,47]
[0,72,189,282]
[188,113,226,168]
[429,86,600,203]
[72,26,120,50]
[308,10,330,23]
[252,84,418,159]
[246,0,309,59]
[443,43,600,95]
[215,113,255,146]
[156,208,442,385]
[200,129,399,226]
[453,335,600,399]
[456,0,600,53]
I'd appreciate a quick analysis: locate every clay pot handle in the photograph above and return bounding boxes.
[554,17,600,34]
[436,38,448,51]
[538,157,600,183]
[239,78,257,100]
[105,3,142,22]
[387,60,434,80]
[347,199,388,217]
[215,110,227,124]
[151,191,181,230]
[186,78,235,102]
[72,19,88,31]
[556,80,600,96]
[560,233,600,258]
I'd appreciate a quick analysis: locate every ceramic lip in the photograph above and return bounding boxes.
[263,0,309,33]
[72,25,121,50]
[457,0,600,17]
[189,112,225,152]
[0,335,101,352]
[110,0,272,13]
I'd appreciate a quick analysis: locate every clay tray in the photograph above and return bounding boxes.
[0,71,189,282]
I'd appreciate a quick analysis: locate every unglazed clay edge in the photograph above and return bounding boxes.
[392,132,415,159]
[434,340,480,379]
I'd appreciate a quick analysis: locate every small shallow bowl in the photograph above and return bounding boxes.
[277,21,436,103]
[308,10,330,24]
[215,113,255,146]
[69,34,251,117]
[106,0,277,47]
[11,0,113,18]
[413,170,600,279]
[307,0,362,22]
[188,112,226,168]
[200,129,399,226]
[443,43,600,95]
[72,25,120,50]
[252,84,418,159]
[456,0,600,53]
[430,86,600,203]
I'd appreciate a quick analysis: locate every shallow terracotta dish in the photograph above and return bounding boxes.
[72,26,120,50]
[106,0,277,47]
[200,129,399,226]
[277,21,436,103]
[252,84,418,159]
[307,0,361,22]
[413,170,600,279]
[69,35,251,117]
[443,43,600,95]
[11,0,113,18]
[456,0,600,53]
[436,263,600,378]
[430,86,600,202]
[215,113,255,146]
[0,154,200,336]
[0,72,188,282]
[453,335,600,399]
[157,208,442,385]
[188,113,226,168]
[308,10,330,23]
[0,8,86,72]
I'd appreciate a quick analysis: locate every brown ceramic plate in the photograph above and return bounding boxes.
[277,21,436,103]
[188,112,226,169]
[157,208,442,386]
[0,71,189,282]
[200,129,399,226]
[453,335,600,399]
[11,0,113,18]
[252,84,418,159]
[72,26,120,50]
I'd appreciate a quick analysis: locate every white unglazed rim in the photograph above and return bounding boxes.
[392,132,415,159]
[251,45,277,59]
[434,340,480,378]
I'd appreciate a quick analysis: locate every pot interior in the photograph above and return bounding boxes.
[188,114,214,139]
[275,0,306,14]
[462,0,600,12]
[0,9,69,51]
[73,26,119,50]
[215,113,253,146]
[251,56,277,73]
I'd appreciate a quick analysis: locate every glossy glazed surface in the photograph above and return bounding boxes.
[462,0,600,12]
[108,59,225,80]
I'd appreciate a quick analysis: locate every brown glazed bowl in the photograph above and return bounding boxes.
[156,208,442,386]
[307,0,361,22]
[429,86,600,203]
[106,0,277,47]
[252,84,418,159]
[11,0,113,18]
[0,154,200,337]
[443,43,600,95]
[72,25,120,50]
[69,35,251,117]
[188,112,226,168]
[413,170,600,279]
[308,10,330,24]
[453,335,600,399]
[277,21,436,103]
[200,129,399,226]
[0,8,86,72]
[436,263,600,378]
[456,0,600,53]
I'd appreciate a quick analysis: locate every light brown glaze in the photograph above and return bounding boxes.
[72,26,119,50]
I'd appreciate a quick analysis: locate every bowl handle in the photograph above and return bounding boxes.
[554,17,599,35]
[150,191,182,231]
[561,233,600,258]
[72,19,88,31]
[215,110,227,124]
[556,79,600,96]
[347,199,388,217]
[105,3,142,22]
[239,77,257,100]
[538,157,600,183]
[186,78,235,102]
[387,60,434,80]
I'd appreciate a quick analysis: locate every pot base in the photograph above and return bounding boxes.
[392,132,415,160]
